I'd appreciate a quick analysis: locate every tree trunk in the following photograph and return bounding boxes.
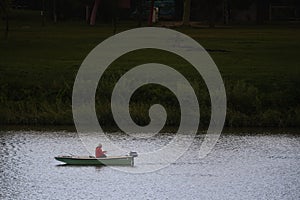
[223,0,229,25]
[112,0,118,34]
[1,0,10,39]
[256,0,266,25]
[148,0,155,26]
[182,0,191,26]
[53,0,57,23]
[86,5,90,24]
[137,0,143,27]
[5,12,8,39]
[90,0,101,26]
[41,0,46,26]
[209,0,216,28]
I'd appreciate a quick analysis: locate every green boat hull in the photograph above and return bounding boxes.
[55,156,134,166]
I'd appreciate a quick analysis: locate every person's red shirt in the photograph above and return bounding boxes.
[95,147,106,158]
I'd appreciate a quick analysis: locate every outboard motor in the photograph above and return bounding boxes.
[129,151,138,157]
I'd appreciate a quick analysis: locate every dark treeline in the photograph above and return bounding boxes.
[8,0,300,24]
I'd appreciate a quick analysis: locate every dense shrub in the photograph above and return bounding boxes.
[0,79,299,128]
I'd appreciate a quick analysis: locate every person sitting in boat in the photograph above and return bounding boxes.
[95,143,107,158]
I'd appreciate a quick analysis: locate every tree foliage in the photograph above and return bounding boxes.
[0,0,11,15]
[230,0,254,10]
[0,0,11,39]
[182,0,191,25]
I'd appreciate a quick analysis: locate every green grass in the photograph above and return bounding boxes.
[0,9,300,128]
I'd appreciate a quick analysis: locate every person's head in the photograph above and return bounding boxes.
[98,143,102,148]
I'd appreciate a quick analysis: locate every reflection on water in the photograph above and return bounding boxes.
[0,130,299,200]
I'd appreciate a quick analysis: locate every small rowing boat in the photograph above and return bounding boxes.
[55,152,138,167]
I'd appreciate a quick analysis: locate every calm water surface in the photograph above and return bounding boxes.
[0,130,299,200]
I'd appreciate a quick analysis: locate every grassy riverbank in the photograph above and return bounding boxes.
[1,10,300,128]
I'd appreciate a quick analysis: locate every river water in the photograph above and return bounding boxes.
[0,129,299,200]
